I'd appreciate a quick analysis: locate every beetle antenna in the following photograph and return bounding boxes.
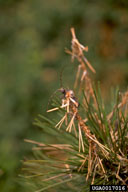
[47,66,66,111]
[46,89,60,111]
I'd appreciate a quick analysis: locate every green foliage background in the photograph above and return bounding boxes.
[0,0,128,191]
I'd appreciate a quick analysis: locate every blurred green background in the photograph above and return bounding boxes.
[0,0,128,191]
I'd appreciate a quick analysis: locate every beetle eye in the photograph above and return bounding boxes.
[60,88,66,95]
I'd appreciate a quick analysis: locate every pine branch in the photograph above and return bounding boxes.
[21,28,128,191]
